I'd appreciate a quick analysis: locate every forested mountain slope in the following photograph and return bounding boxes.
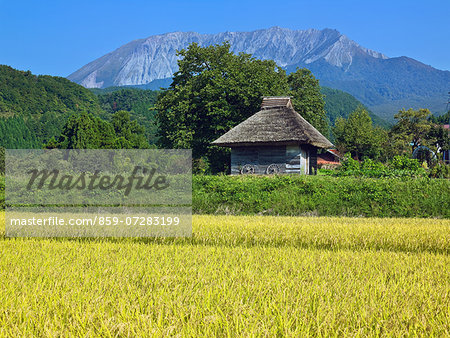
[0,65,103,148]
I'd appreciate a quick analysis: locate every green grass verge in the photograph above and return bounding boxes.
[193,175,450,217]
[0,215,449,336]
[1,175,449,217]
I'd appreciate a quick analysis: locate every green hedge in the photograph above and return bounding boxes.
[193,175,450,218]
[1,175,449,218]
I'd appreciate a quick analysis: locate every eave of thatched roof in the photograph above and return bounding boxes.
[212,103,333,149]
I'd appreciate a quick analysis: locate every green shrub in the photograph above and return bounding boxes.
[332,155,427,178]
[192,157,211,175]
[390,155,421,171]
[2,174,448,218]
[361,158,384,171]
[340,153,360,171]
[429,163,450,178]
[193,175,449,218]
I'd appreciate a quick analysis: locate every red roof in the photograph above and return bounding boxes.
[317,159,340,165]
[318,150,341,164]
[328,149,342,156]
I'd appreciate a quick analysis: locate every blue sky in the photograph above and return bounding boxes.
[1,0,449,76]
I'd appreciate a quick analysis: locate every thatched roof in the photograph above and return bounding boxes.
[260,96,293,109]
[212,97,333,148]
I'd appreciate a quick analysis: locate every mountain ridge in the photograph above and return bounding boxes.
[68,27,450,119]
[68,27,388,88]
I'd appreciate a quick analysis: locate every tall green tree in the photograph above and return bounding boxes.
[390,108,433,154]
[288,68,328,136]
[333,106,386,160]
[52,111,116,149]
[429,111,450,125]
[111,110,150,149]
[425,124,450,161]
[156,42,289,172]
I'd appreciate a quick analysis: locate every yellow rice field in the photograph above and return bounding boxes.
[0,213,449,336]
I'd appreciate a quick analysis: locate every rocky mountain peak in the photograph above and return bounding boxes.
[68,27,386,88]
[67,27,450,117]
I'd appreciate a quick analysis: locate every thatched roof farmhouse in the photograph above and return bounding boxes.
[212,97,333,175]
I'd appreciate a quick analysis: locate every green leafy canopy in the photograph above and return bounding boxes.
[156,42,327,172]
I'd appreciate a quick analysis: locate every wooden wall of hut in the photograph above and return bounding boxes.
[230,144,317,175]
[307,145,317,175]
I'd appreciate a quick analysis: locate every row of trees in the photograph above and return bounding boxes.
[0,65,103,117]
[333,107,449,163]
[1,63,386,152]
[0,117,40,148]
[156,42,449,171]
[0,65,104,147]
[4,42,446,174]
[97,89,159,145]
[46,110,150,149]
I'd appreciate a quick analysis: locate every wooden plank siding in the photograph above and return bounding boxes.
[230,143,319,175]
[286,145,301,174]
[231,146,286,175]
